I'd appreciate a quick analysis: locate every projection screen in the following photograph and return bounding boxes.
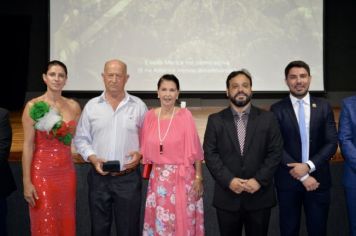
[50,0,324,92]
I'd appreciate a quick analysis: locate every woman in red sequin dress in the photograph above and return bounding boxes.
[21,60,81,236]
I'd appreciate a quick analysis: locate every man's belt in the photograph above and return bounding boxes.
[110,165,138,176]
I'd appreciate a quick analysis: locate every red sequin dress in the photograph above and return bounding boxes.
[29,128,76,236]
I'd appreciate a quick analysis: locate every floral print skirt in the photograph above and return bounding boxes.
[143,164,204,236]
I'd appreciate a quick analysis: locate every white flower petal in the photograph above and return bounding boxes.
[35,108,62,132]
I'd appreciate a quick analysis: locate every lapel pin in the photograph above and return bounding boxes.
[312,103,317,108]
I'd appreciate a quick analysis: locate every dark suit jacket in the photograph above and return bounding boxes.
[338,96,356,188]
[0,108,16,197]
[270,96,338,191]
[203,105,283,211]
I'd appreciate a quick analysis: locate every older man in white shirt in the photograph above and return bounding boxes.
[74,59,147,236]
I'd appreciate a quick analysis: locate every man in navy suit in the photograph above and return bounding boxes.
[204,69,283,236]
[338,95,356,236]
[0,108,16,236]
[270,60,338,236]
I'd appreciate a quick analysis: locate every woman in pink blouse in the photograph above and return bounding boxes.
[141,74,204,236]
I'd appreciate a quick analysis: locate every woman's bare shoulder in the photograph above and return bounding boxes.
[23,96,46,112]
[64,97,81,110]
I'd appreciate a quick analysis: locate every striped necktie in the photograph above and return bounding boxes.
[236,113,246,155]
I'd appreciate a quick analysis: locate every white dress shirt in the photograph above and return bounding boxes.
[74,91,147,170]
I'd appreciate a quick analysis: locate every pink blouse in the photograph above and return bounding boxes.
[141,108,203,165]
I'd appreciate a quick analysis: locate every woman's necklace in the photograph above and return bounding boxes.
[44,92,62,109]
[157,107,175,154]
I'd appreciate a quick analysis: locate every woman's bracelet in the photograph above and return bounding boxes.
[195,175,203,181]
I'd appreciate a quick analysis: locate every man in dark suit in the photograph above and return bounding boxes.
[0,108,16,236]
[203,70,283,236]
[270,60,338,236]
[338,95,356,235]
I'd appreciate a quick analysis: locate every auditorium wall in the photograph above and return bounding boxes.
[1,0,356,110]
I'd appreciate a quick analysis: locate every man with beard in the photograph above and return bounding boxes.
[203,69,283,236]
[270,60,337,236]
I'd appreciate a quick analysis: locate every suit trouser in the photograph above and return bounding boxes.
[87,168,142,236]
[277,189,330,236]
[345,187,356,236]
[0,197,7,236]
[216,206,271,236]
